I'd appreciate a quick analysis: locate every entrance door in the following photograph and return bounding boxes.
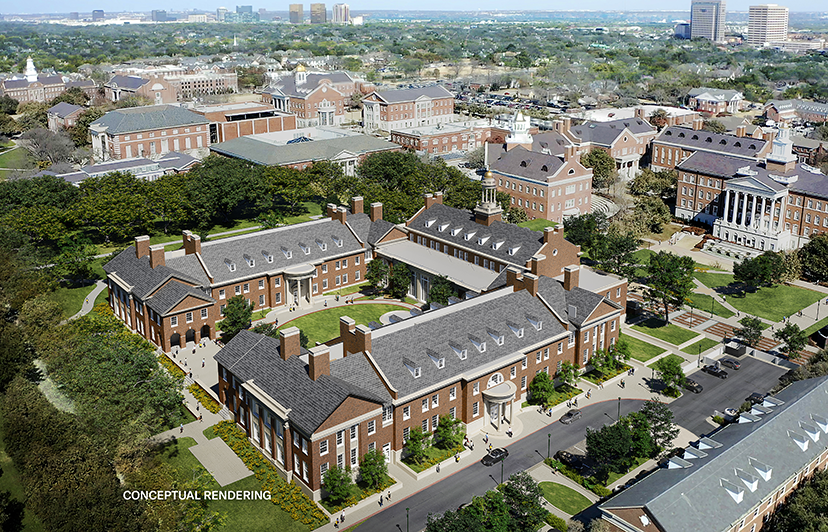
[490,403,500,429]
[383,443,391,463]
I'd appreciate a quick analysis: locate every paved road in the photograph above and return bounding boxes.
[355,399,646,532]
[668,357,788,435]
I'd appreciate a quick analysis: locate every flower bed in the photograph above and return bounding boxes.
[188,383,221,413]
[581,364,631,385]
[544,458,611,498]
[158,354,186,380]
[401,444,464,474]
[213,420,329,529]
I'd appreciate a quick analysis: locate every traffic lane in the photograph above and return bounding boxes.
[670,356,787,435]
[355,399,646,532]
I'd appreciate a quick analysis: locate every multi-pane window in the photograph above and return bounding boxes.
[522,357,528,369]
[432,415,438,431]
[350,425,357,440]
[350,448,357,466]
[521,376,527,389]
[472,402,479,416]
[171,316,178,326]
[403,427,410,441]
[337,431,344,447]
[422,419,429,432]
[422,398,429,412]
[450,407,456,419]
[449,387,456,400]
[403,406,410,420]
[320,440,328,455]
[432,394,439,408]
[367,420,376,435]
[511,366,516,378]
[473,382,479,395]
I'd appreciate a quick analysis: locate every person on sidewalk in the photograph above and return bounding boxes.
[379,495,383,507]
[179,423,184,434]
[202,358,205,368]
[199,414,203,423]
[334,518,339,529]
[387,491,391,501]
[341,511,345,524]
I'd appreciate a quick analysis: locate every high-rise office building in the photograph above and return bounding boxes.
[310,3,326,23]
[151,10,167,21]
[216,6,228,21]
[691,0,726,42]
[332,3,349,24]
[748,4,789,46]
[236,5,253,14]
[92,9,105,21]
[69,11,79,20]
[289,4,303,23]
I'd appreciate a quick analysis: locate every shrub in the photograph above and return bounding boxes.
[739,401,753,413]
[187,383,221,414]
[158,354,185,380]
[712,415,726,425]
[546,512,568,531]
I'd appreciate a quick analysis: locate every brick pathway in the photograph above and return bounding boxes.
[703,321,779,352]
[672,312,709,329]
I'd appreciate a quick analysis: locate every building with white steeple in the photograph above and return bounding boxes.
[0,57,95,104]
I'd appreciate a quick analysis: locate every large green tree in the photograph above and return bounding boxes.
[528,371,555,405]
[654,354,686,395]
[735,315,764,348]
[644,251,695,323]
[365,259,389,293]
[766,468,828,532]
[563,212,608,254]
[322,466,353,505]
[434,413,464,450]
[591,230,640,279]
[359,449,388,490]
[220,295,254,342]
[69,171,154,242]
[428,275,456,307]
[501,471,548,532]
[800,233,828,282]
[774,322,808,360]
[734,252,785,287]
[640,399,679,452]
[586,422,635,475]
[580,148,618,190]
[388,263,411,300]
[69,107,106,147]
[634,195,672,233]
[186,155,264,224]
[628,168,677,198]
[405,426,430,465]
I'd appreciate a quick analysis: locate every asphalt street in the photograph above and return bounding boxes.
[355,399,646,532]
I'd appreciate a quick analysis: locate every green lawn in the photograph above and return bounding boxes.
[0,418,45,531]
[518,219,558,232]
[324,282,372,298]
[647,353,686,370]
[631,318,699,346]
[538,481,592,515]
[694,273,824,322]
[621,333,666,362]
[94,285,110,307]
[277,303,407,345]
[203,425,220,440]
[805,315,828,337]
[401,444,463,474]
[0,147,36,169]
[603,456,650,488]
[682,338,719,356]
[685,293,734,319]
[50,282,99,318]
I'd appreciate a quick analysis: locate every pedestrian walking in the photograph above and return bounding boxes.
[621,379,626,389]
[437,463,441,473]
[180,423,184,434]
[484,433,488,444]
[470,441,474,451]
[455,453,460,462]
[196,403,199,411]
[202,358,205,368]
[573,397,578,407]
[199,414,203,423]
[488,443,492,452]
[341,511,345,523]
[387,490,391,501]
[379,495,383,507]
[335,518,339,529]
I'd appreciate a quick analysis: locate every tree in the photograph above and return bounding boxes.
[649,108,669,129]
[50,86,90,107]
[147,173,192,234]
[434,413,464,450]
[634,196,671,233]
[366,259,389,293]
[735,315,764,348]
[734,252,785,287]
[563,212,608,254]
[322,466,353,505]
[186,155,263,224]
[628,168,677,198]
[591,230,639,279]
[702,119,726,133]
[580,148,618,190]
[529,371,555,405]
[611,337,632,366]
[589,348,614,375]
[0,113,18,136]
[557,361,579,388]
[644,251,695,323]
[221,296,253,342]
[0,94,18,115]
[68,172,154,242]
[69,107,106,147]
[15,102,48,131]
[19,128,76,165]
[501,471,547,532]
[586,422,635,475]
[504,205,529,224]
[800,233,828,282]
[426,490,510,532]
[640,399,679,452]
[428,275,456,307]
[774,322,808,360]
[359,449,388,490]
[387,263,411,300]
[405,426,430,465]
[466,146,485,169]
[624,411,655,459]
[654,355,686,394]
[766,468,828,531]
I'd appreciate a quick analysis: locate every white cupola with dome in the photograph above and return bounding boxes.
[294,63,308,86]
[505,111,533,151]
[25,57,38,83]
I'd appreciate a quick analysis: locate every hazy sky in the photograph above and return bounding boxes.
[6,0,822,15]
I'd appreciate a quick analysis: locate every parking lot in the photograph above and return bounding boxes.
[670,356,788,436]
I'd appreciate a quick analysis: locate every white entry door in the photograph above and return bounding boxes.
[383,443,391,463]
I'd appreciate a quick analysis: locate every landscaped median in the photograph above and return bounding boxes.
[158,353,186,380]
[212,420,329,529]
[188,382,221,413]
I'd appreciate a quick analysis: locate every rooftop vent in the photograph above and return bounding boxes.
[568,305,578,320]
[698,437,723,450]
[541,165,548,172]
[678,132,685,138]
[734,141,742,147]
[749,457,772,481]
[721,479,745,504]
[692,134,699,140]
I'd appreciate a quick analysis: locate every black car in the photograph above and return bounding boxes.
[481,448,509,466]
[554,450,588,473]
[720,358,741,370]
[702,365,729,379]
[559,409,582,424]
[684,378,703,394]
[748,392,766,404]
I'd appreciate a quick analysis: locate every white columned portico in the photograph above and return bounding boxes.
[723,189,731,223]
[741,192,749,228]
[759,196,767,232]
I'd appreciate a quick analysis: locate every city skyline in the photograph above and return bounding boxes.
[3,0,826,16]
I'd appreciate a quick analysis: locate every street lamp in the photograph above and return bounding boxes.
[406,508,409,532]
[547,434,551,460]
[501,455,506,485]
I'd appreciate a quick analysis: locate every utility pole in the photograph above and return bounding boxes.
[547,433,551,460]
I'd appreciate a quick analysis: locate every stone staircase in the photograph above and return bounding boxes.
[591,194,621,218]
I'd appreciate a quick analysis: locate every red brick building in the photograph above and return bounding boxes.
[390,120,495,154]
[651,121,772,172]
[104,75,178,105]
[191,102,297,144]
[47,102,85,133]
[362,85,455,133]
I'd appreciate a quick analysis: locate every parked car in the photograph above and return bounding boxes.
[748,392,766,404]
[481,448,509,466]
[684,378,703,394]
[720,358,741,370]
[559,409,582,424]
[554,450,589,473]
[723,407,739,419]
[702,365,729,379]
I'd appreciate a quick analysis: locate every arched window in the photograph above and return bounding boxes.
[487,373,504,389]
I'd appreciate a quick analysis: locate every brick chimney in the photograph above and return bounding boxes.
[523,273,539,297]
[763,129,777,143]
[350,196,364,215]
[334,206,347,225]
[135,235,150,259]
[505,267,538,296]
[339,316,356,347]
[149,244,166,269]
[529,255,544,276]
[183,230,201,255]
[326,203,337,219]
[634,107,645,119]
[355,324,372,354]
[369,202,383,222]
[543,226,560,244]
[433,191,443,205]
[692,117,704,131]
[308,345,331,381]
[424,193,436,210]
[279,327,301,361]
[556,116,571,136]
[564,145,577,162]
[563,265,580,291]
[735,125,746,138]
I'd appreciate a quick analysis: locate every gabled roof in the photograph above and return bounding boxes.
[766,99,828,117]
[265,71,354,98]
[106,74,150,90]
[568,118,654,147]
[688,87,744,102]
[2,75,64,89]
[532,131,570,157]
[91,105,208,135]
[600,376,828,532]
[145,280,214,315]
[47,102,84,118]
[656,126,767,159]
[345,212,397,246]
[103,247,202,301]
[367,85,453,104]
[564,286,610,327]
[488,145,566,182]
[210,134,398,166]
[407,203,545,268]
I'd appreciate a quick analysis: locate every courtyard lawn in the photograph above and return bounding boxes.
[682,337,720,356]
[694,273,824,322]
[539,481,592,515]
[277,303,407,345]
[0,147,36,170]
[647,353,686,370]
[518,219,558,232]
[603,456,650,489]
[621,333,666,363]
[685,292,734,319]
[631,318,699,346]
[805,316,828,337]
[324,282,372,298]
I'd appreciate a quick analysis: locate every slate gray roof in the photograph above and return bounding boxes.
[103,246,202,301]
[91,105,208,135]
[792,135,828,150]
[600,376,828,532]
[165,253,212,286]
[568,118,654,147]
[688,87,744,102]
[145,280,213,315]
[2,75,64,88]
[157,151,199,171]
[345,213,397,246]
[214,329,387,436]
[266,72,354,98]
[656,127,767,159]
[210,135,398,166]
[407,203,544,267]
[369,288,569,399]
[65,79,96,90]
[564,287,608,327]
[537,276,571,320]
[48,102,84,118]
[789,166,828,201]
[106,74,150,90]
[488,145,565,182]
[198,218,364,285]
[370,85,453,104]
[767,99,828,117]
[676,151,759,178]
[532,131,570,157]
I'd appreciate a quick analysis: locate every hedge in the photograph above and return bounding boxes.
[188,383,221,413]
[544,458,612,498]
[546,512,568,531]
[157,354,186,380]
[213,420,329,529]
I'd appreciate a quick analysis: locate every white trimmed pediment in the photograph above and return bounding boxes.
[725,177,779,194]
[331,150,359,161]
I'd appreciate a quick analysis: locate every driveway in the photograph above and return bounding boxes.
[670,357,787,435]
[353,399,646,532]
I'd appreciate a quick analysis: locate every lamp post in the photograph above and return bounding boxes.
[711,297,715,318]
[501,456,505,485]
[406,508,409,532]
[547,433,551,460]
[617,397,621,422]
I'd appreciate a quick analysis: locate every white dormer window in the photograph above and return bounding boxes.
[244,254,255,267]
[332,236,343,247]
[487,329,504,346]
[299,243,310,255]
[427,350,445,369]
[527,316,542,331]
[789,430,809,451]
[508,323,524,338]
[492,240,504,250]
[451,227,463,236]
[438,223,450,232]
[800,421,820,442]
[464,231,476,241]
[450,343,467,360]
[477,235,490,246]
[281,247,292,259]
[749,458,772,481]
[225,259,236,272]
[812,414,828,434]
[425,219,436,228]
[469,336,486,353]
[736,469,759,492]
[508,246,521,256]
[316,240,327,251]
[403,359,421,379]
[262,251,273,264]
[721,479,744,504]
